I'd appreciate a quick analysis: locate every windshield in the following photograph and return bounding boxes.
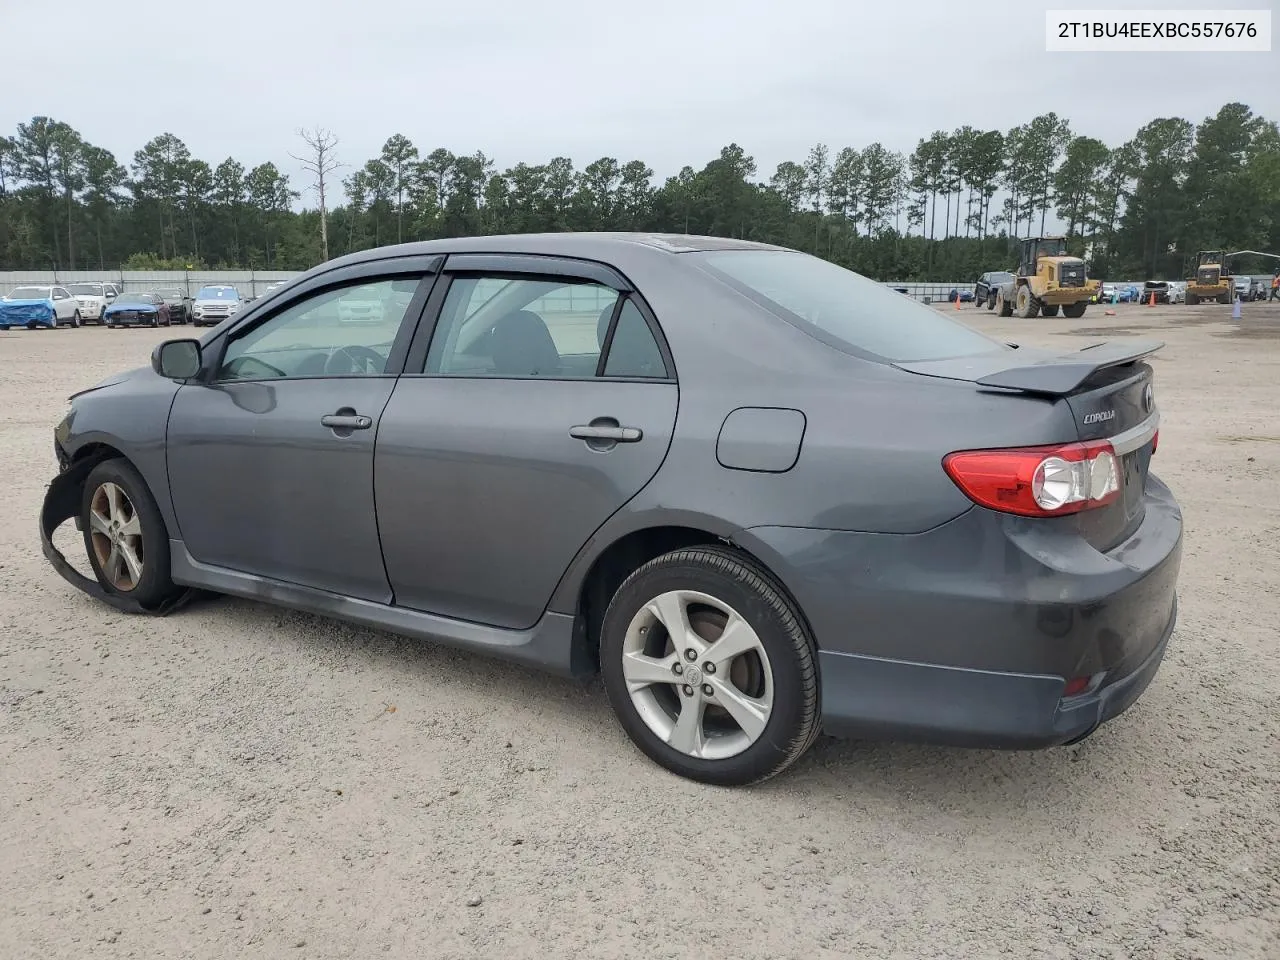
[114,293,155,305]
[197,287,238,300]
[6,287,52,300]
[67,283,105,296]
[1035,239,1068,258]
[694,250,1005,363]
[156,289,182,297]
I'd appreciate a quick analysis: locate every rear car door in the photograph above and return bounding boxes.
[165,258,439,601]
[375,254,678,629]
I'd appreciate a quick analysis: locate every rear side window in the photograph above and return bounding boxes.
[694,250,1006,363]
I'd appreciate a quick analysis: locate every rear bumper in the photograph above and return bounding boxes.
[1041,287,1097,304]
[742,473,1183,749]
[816,595,1175,748]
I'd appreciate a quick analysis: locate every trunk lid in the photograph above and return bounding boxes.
[896,340,1161,551]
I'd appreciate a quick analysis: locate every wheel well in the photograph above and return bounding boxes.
[70,442,127,472]
[572,525,813,673]
[573,526,723,671]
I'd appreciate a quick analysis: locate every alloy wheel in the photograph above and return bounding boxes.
[621,589,774,760]
[88,481,145,592]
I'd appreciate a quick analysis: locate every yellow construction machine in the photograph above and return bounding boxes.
[1184,251,1233,305]
[994,236,1100,319]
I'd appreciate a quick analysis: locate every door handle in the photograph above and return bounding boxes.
[321,413,372,430]
[570,424,642,442]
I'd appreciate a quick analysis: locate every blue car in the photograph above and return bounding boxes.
[103,292,173,328]
[0,284,83,329]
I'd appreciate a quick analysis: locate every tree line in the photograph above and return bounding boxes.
[0,101,1277,282]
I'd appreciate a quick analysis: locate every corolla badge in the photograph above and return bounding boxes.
[1083,409,1116,425]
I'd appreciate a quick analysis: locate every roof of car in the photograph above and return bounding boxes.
[326,232,790,270]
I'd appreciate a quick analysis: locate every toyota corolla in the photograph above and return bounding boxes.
[39,233,1182,786]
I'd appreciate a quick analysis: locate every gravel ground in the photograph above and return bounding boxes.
[1,301,1278,959]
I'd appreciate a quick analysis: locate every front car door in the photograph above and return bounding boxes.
[165,259,438,601]
[375,254,678,629]
[52,287,75,321]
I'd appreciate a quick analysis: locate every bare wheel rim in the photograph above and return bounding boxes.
[621,589,775,761]
[88,481,144,592]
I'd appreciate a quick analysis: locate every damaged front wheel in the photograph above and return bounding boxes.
[80,459,181,608]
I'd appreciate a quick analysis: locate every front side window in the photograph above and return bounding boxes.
[694,250,1005,363]
[217,276,423,381]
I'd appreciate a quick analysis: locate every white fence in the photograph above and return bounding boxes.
[0,270,303,299]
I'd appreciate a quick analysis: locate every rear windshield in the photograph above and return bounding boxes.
[693,250,1005,363]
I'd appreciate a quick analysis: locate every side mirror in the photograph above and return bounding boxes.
[151,339,202,379]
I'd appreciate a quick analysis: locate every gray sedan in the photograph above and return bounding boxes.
[39,233,1182,786]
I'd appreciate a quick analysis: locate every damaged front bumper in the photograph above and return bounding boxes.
[39,453,203,616]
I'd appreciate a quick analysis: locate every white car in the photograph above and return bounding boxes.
[1167,281,1186,304]
[0,284,83,329]
[190,285,244,327]
[65,281,120,325]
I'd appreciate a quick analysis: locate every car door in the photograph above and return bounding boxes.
[52,287,74,320]
[165,259,439,601]
[375,254,678,630]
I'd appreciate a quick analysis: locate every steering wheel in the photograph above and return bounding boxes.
[324,345,386,376]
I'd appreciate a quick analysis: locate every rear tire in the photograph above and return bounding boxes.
[80,459,180,608]
[1041,304,1061,317]
[1186,292,1199,305]
[996,290,1013,317]
[599,546,820,787]
[1062,302,1087,319]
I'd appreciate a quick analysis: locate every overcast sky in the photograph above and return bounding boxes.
[5,0,1278,198]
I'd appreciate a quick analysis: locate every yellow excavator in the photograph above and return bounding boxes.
[994,236,1101,319]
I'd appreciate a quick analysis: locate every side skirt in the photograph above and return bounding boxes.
[169,540,584,678]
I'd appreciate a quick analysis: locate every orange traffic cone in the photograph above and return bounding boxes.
[953,293,961,310]
[1148,291,1156,307]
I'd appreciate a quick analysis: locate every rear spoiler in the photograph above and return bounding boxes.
[974,340,1164,395]
[894,339,1164,396]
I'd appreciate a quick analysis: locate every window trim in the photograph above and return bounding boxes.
[202,265,441,385]
[401,253,677,384]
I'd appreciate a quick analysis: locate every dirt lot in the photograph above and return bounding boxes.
[1,301,1278,959]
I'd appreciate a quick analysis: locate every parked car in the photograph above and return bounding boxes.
[66,282,119,324]
[1143,280,1170,304]
[103,291,172,328]
[154,288,194,323]
[1098,283,1140,304]
[973,271,1015,309]
[39,233,1182,787]
[1244,277,1269,302]
[190,285,243,326]
[947,288,974,303]
[0,284,82,329]
[1167,281,1187,304]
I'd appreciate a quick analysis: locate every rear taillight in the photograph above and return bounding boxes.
[942,439,1121,518]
